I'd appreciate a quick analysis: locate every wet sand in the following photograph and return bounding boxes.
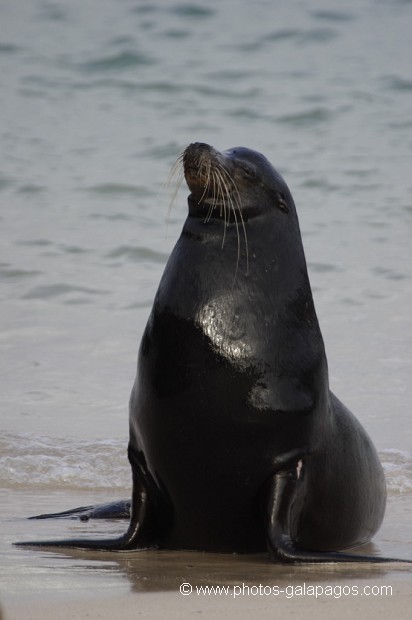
[3,582,412,620]
[2,550,411,620]
[1,489,411,619]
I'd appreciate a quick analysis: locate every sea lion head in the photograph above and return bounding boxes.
[182,142,294,222]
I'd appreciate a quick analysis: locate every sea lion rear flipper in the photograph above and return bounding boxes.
[28,499,131,521]
[264,468,411,564]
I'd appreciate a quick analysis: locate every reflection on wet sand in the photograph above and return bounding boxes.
[32,547,410,594]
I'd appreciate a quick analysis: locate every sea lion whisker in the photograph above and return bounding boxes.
[218,166,249,276]
[210,169,222,220]
[212,169,228,248]
[197,157,212,203]
[197,152,211,184]
[213,167,242,282]
[206,163,218,220]
[215,166,249,278]
[218,172,230,247]
[167,167,184,201]
[166,152,186,222]
[202,163,216,223]
[166,151,184,184]
[214,166,237,227]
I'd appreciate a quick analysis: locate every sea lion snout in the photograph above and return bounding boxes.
[183,142,225,202]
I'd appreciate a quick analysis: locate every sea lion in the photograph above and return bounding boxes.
[16,143,408,563]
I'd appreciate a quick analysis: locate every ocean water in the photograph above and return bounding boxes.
[1,0,411,605]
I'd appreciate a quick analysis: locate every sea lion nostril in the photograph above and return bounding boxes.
[193,142,210,149]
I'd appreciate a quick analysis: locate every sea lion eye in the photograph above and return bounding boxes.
[239,162,256,179]
[277,192,289,213]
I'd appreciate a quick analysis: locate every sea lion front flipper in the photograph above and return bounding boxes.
[15,447,159,550]
[264,468,411,564]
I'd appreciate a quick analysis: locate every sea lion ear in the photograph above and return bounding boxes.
[276,191,289,213]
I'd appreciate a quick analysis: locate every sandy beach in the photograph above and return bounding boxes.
[2,551,411,620]
[1,479,411,620]
[3,584,412,620]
